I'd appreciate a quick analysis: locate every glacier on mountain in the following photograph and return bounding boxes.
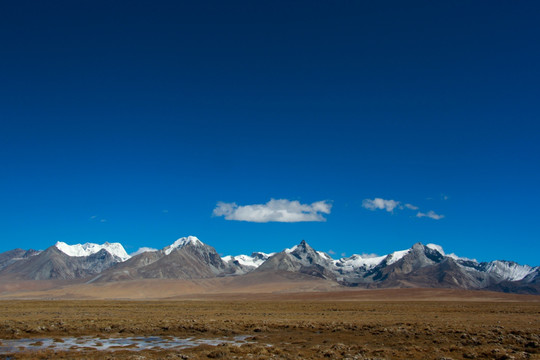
[484,260,535,281]
[222,252,273,269]
[333,253,386,272]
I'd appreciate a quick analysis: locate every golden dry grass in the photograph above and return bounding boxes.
[0,292,539,359]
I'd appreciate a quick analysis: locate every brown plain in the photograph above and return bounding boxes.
[0,288,539,360]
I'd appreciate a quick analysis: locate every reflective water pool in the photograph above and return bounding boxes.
[0,335,252,353]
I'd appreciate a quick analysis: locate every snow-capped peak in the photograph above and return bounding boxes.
[163,236,202,255]
[284,240,318,255]
[55,241,131,262]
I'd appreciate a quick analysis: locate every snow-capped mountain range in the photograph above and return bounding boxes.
[0,236,538,294]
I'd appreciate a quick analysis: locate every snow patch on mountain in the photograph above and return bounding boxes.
[426,243,445,255]
[485,260,536,281]
[426,243,476,262]
[55,242,130,261]
[163,236,202,255]
[284,245,297,254]
[385,249,410,265]
[317,251,332,260]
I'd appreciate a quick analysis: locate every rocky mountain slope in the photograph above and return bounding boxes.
[93,236,230,282]
[0,246,121,280]
[0,248,40,271]
[0,236,538,294]
[255,240,337,280]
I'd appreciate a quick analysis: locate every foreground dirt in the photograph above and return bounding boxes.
[0,295,539,359]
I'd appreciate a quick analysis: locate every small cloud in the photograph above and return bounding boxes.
[362,198,400,212]
[100,219,107,223]
[404,203,419,210]
[441,194,449,200]
[130,247,158,256]
[162,209,169,213]
[341,252,346,257]
[328,249,336,255]
[416,210,444,220]
[90,215,97,219]
[213,199,332,223]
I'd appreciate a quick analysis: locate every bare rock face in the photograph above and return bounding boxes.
[92,251,163,282]
[256,240,336,280]
[0,248,40,270]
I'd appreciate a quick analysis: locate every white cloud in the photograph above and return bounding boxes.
[213,199,332,223]
[360,253,380,259]
[416,210,445,220]
[328,249,336,255]
[130,247,158,256]
[404,203,419,210]
[362,198,400,212]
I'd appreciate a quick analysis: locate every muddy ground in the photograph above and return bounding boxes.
[0,295,538,359]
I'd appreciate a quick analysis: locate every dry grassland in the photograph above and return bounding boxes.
[0,293,538,359]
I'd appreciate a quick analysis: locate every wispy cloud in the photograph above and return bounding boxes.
[362,198,400,212]
[363,197,444,220]
[130,247,158,256]
[90,215,107,223]
[213,199,332,223]
[416,210,444,220]
[360,253,380,259]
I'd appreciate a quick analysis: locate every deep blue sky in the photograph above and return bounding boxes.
[1,1,539,265]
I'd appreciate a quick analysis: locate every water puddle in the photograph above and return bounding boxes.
[0,335,252,353]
